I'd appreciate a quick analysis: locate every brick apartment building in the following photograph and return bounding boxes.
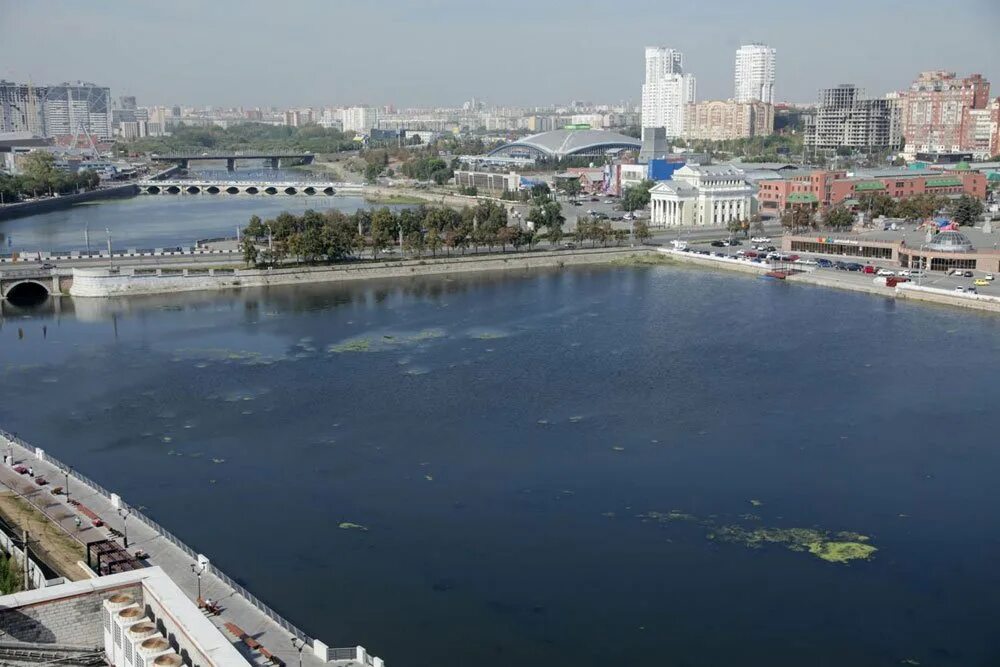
[901,71,991,158]
[757,167,987,213]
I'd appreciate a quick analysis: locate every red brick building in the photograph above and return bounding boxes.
[901,71,991,158]
[757,168,987,213]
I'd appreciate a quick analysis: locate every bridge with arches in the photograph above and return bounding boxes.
[0,268,63,305]
[137,180,364,196]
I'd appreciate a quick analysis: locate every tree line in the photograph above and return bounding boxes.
[239,198,570,267]
[123,122,359,156]
[0,152,100,203]
[778,193,985,233]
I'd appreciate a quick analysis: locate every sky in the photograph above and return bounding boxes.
[1,0,998,108]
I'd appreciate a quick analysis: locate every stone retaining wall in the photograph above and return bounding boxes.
[70,247,651,298]
[0,185,138,222]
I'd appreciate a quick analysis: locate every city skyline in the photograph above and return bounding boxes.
[2,0,998,108]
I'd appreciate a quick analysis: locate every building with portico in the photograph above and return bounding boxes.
[649,164,754,227]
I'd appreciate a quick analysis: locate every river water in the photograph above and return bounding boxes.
[2,264,999,666]
[0,166,382,253]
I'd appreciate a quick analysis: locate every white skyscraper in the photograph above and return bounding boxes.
[642,47,696,138]
[734,43,776,104]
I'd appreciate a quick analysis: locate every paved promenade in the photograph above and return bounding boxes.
[0,432,380,667]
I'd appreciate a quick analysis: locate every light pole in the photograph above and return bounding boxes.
[266,225,274,251]
[191,562,205,600]
[118,507,131,548]
[64,466,71,505]
[291,637,304,667]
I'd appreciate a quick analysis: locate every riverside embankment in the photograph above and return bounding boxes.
[657,247,1000,314]
[69,246,652,297]
[0,184,138,221]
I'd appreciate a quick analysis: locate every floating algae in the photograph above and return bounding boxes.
[611,446,625,452]
[639,510,696,523]
[707,525,877,564]
[328,338,372,353]
[749,499,763,507]
[424,474,434,481]
[339,522,369,531]
[211,458,225,464]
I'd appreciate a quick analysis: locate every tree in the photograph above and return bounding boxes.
[403,231,424,257]
[426,227,443,257]
[622,180,654,212]
[781,207,815,233]
[725,218,744,238]
[558,179,582,197]
[822,206,855,231]
[633,220,651,244]
[369,208,395,259]
[949,194,984,226]
[752,217,766,236]
[364,162,383,183]
[859,192,897,218]
[21,151,59,186]
[240,236,258,267]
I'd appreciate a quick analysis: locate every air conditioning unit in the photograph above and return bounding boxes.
[123,622,159,667]
[135,637,172,667]
[102,594,137,665]
[150,652,184,667]
[111,606,147,667]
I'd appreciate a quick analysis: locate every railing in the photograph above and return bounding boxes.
[0,428,311,643]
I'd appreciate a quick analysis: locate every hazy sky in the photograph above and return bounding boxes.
[2,0,998,108]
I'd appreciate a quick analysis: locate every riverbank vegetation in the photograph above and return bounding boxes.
[239,199,567,267]
[122,123,358,156]
[0,152,100,203]
[0,551,23,594]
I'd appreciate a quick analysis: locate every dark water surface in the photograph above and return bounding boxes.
[2,265,1000,666]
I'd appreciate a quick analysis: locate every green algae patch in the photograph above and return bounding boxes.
[639,510,697,523]
[338,522,369,531]
[749,499,763,507]
[328,338,372,353]
[707,525,877,564]
[807,540,877,563]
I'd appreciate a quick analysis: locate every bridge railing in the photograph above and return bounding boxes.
[0,427,312,644]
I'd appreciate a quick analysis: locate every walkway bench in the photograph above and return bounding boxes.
[223,622,283,665]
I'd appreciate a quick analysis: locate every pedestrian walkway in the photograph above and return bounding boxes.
[0,433,382,667]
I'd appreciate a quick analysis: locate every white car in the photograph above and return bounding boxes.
[876,269,895,277]
[751,236,771,243]
[986,273,995,281]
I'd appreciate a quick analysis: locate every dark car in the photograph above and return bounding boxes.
[963,270,974,278]
[710,240,726,247]
[764,245,777,252]
[834,261,848,270]
[727,239,742,246]
[590,197,599,202]
[846,263,864,272]
[40,262,56,269]
[816,258,834,268]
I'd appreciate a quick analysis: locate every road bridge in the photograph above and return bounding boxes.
[0,268,63,304]
[152,152,315,170]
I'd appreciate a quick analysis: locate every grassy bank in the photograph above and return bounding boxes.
[363,193,431,205]
[609,252,677,267]
[0,491,85,581]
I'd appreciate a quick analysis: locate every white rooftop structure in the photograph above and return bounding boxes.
[649,164,754,227]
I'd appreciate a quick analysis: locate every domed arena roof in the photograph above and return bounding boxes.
[926,230,974,253]
[488,129,641,159]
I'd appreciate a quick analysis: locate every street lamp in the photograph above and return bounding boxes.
[64,466,71,505]
[191,562,206,600]
[118,507,131,548]
[291,637,304,667]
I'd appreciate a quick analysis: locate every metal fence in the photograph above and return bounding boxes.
[0,429,311,643]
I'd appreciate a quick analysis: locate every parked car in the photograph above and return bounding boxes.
[727,239,742,246]
[816,258,834,268]
[963,270,974,278]
[862,265,877,274]
[846,263,864,272]
[985,273,995,281]
[876,268,895,277]
[834,261,848,270]
[974,278,989,286]
[710,240,726,247]
[751,236,771,243]
[40,262,56,269]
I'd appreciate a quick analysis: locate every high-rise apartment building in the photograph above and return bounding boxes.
[641,47,696,138]
[41,82,112,139]
[804,84,902,153]
[734,43,776,104]
[0,80,45,135]
[900,71,991,158]
[340,106,378,134]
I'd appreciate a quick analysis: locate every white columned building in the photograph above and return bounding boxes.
[649,165,754,227]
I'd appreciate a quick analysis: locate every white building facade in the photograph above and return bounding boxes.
[649,164,754,227]
[734,43,776,104]
[340,106,378,134]
[641,47,696,137]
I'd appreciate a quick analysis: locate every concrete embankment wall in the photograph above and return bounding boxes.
[70,247,652,297]
[0,185,138,222]
[660,247,1000,315]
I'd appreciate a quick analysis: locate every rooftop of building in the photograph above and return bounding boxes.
[487,129,640,158]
